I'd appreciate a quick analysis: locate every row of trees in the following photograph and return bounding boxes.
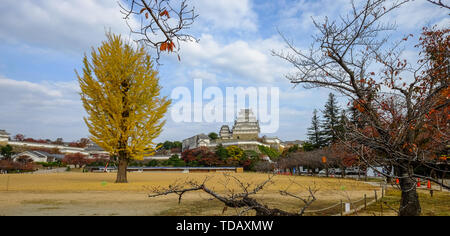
[181,145,261,170]
[12,134,90,148]
[155,141,182,154]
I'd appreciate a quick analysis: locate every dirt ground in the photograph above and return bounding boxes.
[0,172,379,216]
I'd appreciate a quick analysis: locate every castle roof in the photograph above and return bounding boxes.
[0,130,10,136]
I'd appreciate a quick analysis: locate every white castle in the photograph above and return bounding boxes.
[182,109,282,152]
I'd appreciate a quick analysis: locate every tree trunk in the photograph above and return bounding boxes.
[398,169,421,216]
[341,166,346,178]
[116,156,128,183]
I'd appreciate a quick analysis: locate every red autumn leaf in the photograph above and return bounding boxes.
[160,10,170,18]
[160,42,167,51]
[145,12,149,19]
[165,41,175,52]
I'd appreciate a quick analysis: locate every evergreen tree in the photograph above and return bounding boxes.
[321,93,341,146]
[335,110,348,139]
[307,109,324,148]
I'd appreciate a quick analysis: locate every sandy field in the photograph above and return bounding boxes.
[0,172,379,216]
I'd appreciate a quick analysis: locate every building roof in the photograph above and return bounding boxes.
[17,151,65,160]
[232,109,260,134]
[84,143,105,152]
[197,133,209,139]
[0,130,10,136]
[282,140,305,145]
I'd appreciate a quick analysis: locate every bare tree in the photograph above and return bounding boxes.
[148,174,318,216]
[426,0,450,10]
[119,0,198,62]
[273,0,449,216]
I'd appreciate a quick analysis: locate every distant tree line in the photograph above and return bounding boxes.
[12,134,90,148]
[156,140,182,154]
[180,145,262,170]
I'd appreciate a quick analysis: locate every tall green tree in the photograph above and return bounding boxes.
[208,132,219,140]
[0,145,14,160]
[307,109,324,149]
[215,144,228,161]
[77,33,171,183]
[321,93,341,146]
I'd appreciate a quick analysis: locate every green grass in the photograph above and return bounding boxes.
[352,189,450,216]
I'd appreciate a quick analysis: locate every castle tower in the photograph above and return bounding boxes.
[219,125,232,140]
[0,130,10,145]
[231,109,260,140]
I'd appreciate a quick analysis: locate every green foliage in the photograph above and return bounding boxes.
[258,145,280,161]
[215,144,228,160]
[157,141,182,151]
[321,93,341,146]
[307,109,325,149]
[36,161,66,168]
[244,150,259,159]
[0,145,14,159]
[144,159,157,167]
[166,154,186,167]
[288,144,300,153]
[302,142,316,152]
[208,132,219,140]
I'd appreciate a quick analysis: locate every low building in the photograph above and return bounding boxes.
[13,151,65,163]
[0,130,10,145]
[84,142,109,159]
[282,140,304,149]
[0,129,109,158]
[262,136,283,150]
[182,134,210,151]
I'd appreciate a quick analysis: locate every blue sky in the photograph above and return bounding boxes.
[0,0,448,142]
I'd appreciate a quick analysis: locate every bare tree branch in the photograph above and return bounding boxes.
[118,0,199,63]
[148,174,319,216]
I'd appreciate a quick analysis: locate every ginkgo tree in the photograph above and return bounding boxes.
[77,33,171,183]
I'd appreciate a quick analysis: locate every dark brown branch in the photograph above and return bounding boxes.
[147,174,318,216]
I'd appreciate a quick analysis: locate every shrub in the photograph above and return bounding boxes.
[258,145,280,161]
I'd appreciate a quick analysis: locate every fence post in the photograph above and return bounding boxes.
[380,200,383,216]
[382,186,384,198]
[340,200,343,216]
[364,194,367,210]
[6,175,9,191]
[374,190,377,202]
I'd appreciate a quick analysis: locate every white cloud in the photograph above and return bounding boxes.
[0,0,136,53]
[189,69,218,86]
[386,0,449,30]
[276,0,352,32]
[178,34,292,85]
[0,76,87,140]
[195,0,258,32]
